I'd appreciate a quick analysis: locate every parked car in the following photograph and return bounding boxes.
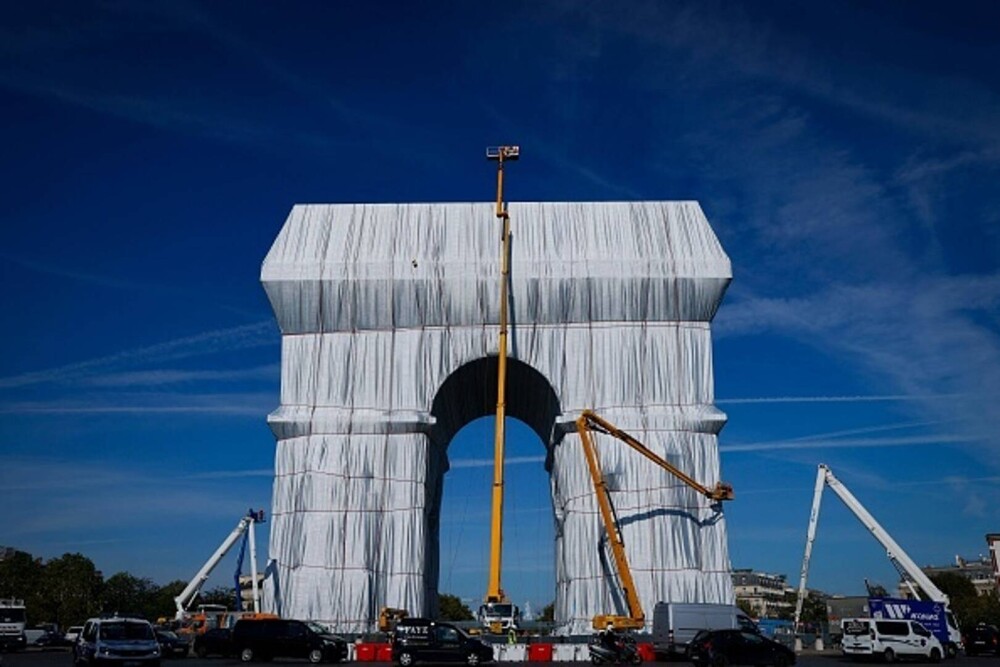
[155,630,190,658]
[964,623,1000,656]
[391,618,494,666]
[688,629,796,667]
[653,602,756,657]
[232,618,347,663]
[841,618,943,663]
[193,628,233,658]
[73,617,161,667]
[65,626,84,644]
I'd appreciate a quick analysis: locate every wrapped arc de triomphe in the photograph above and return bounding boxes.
[259,201,735,635]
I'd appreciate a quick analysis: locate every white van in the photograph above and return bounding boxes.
[841,618,943,663]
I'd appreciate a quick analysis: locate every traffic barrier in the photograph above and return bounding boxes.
[637,642,656,662]
[376,643,393,661]
[355,643,377,661]
[528,643,553,662]
[552,644,585,661]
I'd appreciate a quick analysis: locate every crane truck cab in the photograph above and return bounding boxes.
[0,598,27,652]
[476,602,519,633]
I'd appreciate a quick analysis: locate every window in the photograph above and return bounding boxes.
[911,623,931,638]
[843,620,870,636]
[875,621,909,636]
[99,622,154,641]
[435,626,459,643]
[83,624,97,642]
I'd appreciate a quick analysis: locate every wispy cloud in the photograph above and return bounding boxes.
[0,392,274,416]
[187,469,274,480]
[81,364,279,388]
[717,395,965,405]
[722,433,982,454]
[0,321,276,389]
[450,455,547,469]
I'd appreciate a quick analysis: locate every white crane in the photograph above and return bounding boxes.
[793,465,955,652]
[174,509,265,620]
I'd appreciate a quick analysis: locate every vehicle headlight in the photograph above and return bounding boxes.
[98,646,113,656]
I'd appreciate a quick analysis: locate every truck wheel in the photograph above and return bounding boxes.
[945,644,957,659]
[308,649,323,664]
[883,648,895,664]
[929,647,942,663]
[241,648,254,662]
[398,651,414,667]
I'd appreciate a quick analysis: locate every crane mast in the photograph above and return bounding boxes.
[483,145,520,616]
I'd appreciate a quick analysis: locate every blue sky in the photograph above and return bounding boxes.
[2,1,999,614]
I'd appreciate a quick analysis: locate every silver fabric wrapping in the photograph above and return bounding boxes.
[260,202,733,634]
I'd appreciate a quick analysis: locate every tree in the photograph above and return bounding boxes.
[150,580,188,622]
[438,593,474,621]
[539,602,555,622]
[102,572,158,619]
[38,553,103,628]
[800,593,828,625]
[930,573,993,628]
[736,599,755,618]
[199,585,238,609]
[0,549,45,618]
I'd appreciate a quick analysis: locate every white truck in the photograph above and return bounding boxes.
[652,602,757,656]
[0,598,27,651]
[794,464,963,657]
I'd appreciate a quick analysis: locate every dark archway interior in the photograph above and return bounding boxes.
[429,356,562,457]
[424,357,561,615]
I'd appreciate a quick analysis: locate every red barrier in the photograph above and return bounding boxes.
[528,643,553,662]
[376,643,393,661]
[356,644,376,662]
[637,642,656,662]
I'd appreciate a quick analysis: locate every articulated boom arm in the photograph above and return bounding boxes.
[576,413,645,631]
[174,509,265,619]
[578,411,735,502]
[575,411,733,631]
[794,464,948,629]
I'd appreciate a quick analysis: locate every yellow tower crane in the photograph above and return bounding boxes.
[480,145,520,633]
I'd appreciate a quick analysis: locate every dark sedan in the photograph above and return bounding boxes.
[156,629,191,658]
[689,629,796,667]
[965,624,1000,656]
[193,628,234,658]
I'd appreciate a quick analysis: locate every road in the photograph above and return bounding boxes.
[3,649,999,667]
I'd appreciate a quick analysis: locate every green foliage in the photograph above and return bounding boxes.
[539,602,555,622]
[736,599,754,617]
[102,572,159,619]
[800,593,828,624]
[930,573,1000,628]
[38,553,103,628]
[438,593,474,621]
[199,585,237,608]
[867,583,890,597]
[0,549,45,620]
[930,573,977,601]
[150,580,188,621]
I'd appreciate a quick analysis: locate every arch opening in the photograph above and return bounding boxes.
[426,356,562,614]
